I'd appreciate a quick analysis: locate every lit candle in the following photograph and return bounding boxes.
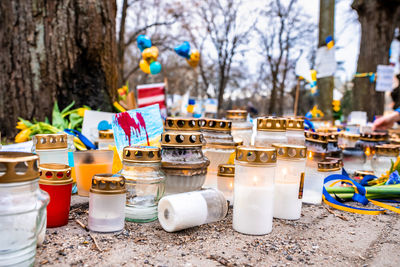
[217,164,235,203]
[233,146,277,235]
[254,117,287,147]
[158,188,227,232]
[272,144,306,220]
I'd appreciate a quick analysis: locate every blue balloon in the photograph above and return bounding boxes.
[174,41,191,59]
[137,35,152,52]
[98,120,111,130]
[150,61,162,75]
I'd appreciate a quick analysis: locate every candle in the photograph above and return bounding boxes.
[371,145,399,178]
[158,188,228,232]
[98,130,115,150]
[272,144,306,220]
[203,172,218,189]
[254,117,287,147]
[33,133,69,164]
[233,146,277,235]
[217,164,235,203]
[286,118,305,146]
[226,110,253,146]
[88,174,126,232]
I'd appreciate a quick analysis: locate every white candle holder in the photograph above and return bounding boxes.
[286,118,305,146]
[254,117,287,147]
[217,164,235,204]
[33,133,69,165]
[98,130,115,150]
[226,110,253,146]
[233,146,277,235]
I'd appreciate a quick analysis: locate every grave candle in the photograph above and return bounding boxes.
[226,110,253,145]
[254,117,287,147]
[233,146,277,235]
[217,164,235,203]
[286,118,305,146]
[33,133,68,165]
[98,130,115,150]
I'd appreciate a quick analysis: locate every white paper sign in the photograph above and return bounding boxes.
[315,46,337,78]
[295,53,312,82]
[376,65,395,92]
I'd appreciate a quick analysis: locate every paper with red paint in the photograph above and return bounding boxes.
[111,104,163,156]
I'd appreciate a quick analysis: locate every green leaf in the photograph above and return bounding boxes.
[69,113,83,130]
[61,101,76,115]
[18,117,33,127]
[44,117,50,124]
[52,102,66,129]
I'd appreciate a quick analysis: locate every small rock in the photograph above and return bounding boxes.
[286,256,293,261]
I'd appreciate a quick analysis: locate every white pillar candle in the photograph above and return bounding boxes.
[272,144,306,220]
[217,164,235,203]
[233,146,277,235]
[158,188,227,232]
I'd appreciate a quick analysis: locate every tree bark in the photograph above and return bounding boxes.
[352,0,400,120]
[0,0,117,138]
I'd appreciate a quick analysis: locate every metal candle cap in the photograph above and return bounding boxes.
[305,131,328,143]
[99,130,114,140]
[217,164,235,177]
[327,133,339,142]
[359,132,388,142]
[272,144,307,159]
[236,146,277,165]
[161,131,205,147]
[200,118,232,132]
[34,133,68,150]
[257,117,287,132]
[39,164,73,185]
[286,118,304,131]
[123,146,161,163]
[375,145,400,156]
[164,117,201,131]
[340,132,360,140]
[226,110,247,120]
[0,152,39,183]
[90,174,126,195]
[317,161,341,172]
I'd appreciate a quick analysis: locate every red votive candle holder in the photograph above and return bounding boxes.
[39,164,73,228]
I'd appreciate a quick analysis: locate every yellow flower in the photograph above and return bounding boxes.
[77,107,88,117]
[15,128,31,143]
[16,121,28,130]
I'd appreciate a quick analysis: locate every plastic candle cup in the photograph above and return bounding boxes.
[0,152,49,266]
[201,118,236,174]
[121,146,165,223]
[371,145,400,178]
[39,164,73,227]
[302,161,341,205]
[158,188,228,232]
[73,150,114,197]
[33,133,69,165]
[161,131,209,194]
[233,146,277,235]
[286,118,305,146]
[98,130,115,150]
[272,144,306,220]
[88,174,127,233]
[254,117,287,147]
[217,164,235,204]
[226,110,253,145]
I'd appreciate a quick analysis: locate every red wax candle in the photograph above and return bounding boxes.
[39,164,73,228]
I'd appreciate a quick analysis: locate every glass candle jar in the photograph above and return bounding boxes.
[164,117,201,132]
[73,150,114,196]
[0,152,49,266]
[342,147,366,176]
[338,132,360,149]
[302,161,341,205]
[161,131,210,194]
[286,118,305,145]
[121,146,165,223]
[158,188,228,232]
[272,144,306,220]
[33,133,69,165]
[217,164,235,203]
[327,133,342,159]
[233,146,277,235]
[305,131,329,154]
[371,145,400,178]
[254,117,287,147]
[201,118,236,174]
[226,110,253,145]
[88,174,127,233]
[39,164,73,228]
[98,130,115,150]
[356,132,389,171]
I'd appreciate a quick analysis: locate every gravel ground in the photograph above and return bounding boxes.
[35,196,400,267]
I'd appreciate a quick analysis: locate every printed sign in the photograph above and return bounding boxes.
[376,65,395,92]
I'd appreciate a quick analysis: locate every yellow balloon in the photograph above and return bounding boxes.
[139,59,150,74]
[186,59,199,68]
[142,46,158,62]
[190,49,200,61]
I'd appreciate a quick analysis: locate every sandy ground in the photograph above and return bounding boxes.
[35,195,400,267]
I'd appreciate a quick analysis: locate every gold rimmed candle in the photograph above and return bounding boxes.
[217,164,235,203]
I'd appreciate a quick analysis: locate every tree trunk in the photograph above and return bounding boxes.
[0,0,117,138]
[352,0,400,120]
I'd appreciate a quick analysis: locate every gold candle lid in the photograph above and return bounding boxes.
[161,131,205,147]
[99,130,114,140]
[340,132,360,140]
[305,131,328,143]
[272,144,307,159]
[217,164,235,177]
[164,117,201,131]
[0,152,39,183]
[200,118,232,132]
[39,163,73,185]
[123,146,161,163]
[226,110,247,120]
[90,174,126,195]
[286,118,304,131]
[327,133,339,142]
[34,133,68,150]
[325,157,343,167]
[375,145,399,156]
[317,161,341,172]
[354,170,374,177]
[236,146,277,165]
[359,132,388,142]
[257,117,287,132]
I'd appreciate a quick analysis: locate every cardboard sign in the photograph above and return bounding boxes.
[376,65,395,92]
[315,46,337,78]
